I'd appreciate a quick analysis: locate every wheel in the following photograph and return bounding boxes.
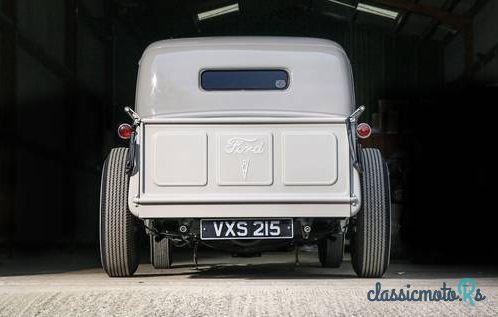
[100,148,139,277]
[351,148,391,278]
[149,234,172,269]
[318,232,344,268]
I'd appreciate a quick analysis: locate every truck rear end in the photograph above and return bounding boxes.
[100,37,391,279]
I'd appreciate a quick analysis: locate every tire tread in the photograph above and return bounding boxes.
[150,235,172,269]
[351,148,391,278]
[319,233,344,268]
[100,148,139,277]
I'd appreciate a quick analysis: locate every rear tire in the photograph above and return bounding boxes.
[351,148,391,278]
[100,148,139,277]
[149,234,172,269]
[318,233,344,268]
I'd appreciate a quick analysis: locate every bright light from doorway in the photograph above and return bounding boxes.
[197,3,239,21]
[327,0,399,20]
[328,0,356,9]
[357,3,399,19]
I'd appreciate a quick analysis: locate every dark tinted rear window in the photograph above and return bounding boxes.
[201,70,289,91]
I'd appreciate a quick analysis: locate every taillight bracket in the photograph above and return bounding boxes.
[123,106,141,174]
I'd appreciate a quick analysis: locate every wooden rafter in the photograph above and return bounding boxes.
[393,0,419,35]
[370,0,469,28]
[421,0,460,40]
[0,12,75,83]
[0,11,107,103]
[370,0,476,72]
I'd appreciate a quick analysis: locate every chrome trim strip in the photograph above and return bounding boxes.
[141,117,348,124]
[133,195,358,204]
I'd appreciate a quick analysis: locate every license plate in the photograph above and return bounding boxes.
[200,219,293,240]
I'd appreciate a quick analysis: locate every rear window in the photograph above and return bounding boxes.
[201,69,289,91]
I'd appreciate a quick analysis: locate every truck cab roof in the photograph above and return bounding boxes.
[135,37,355,118]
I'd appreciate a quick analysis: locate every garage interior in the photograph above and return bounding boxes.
[1,0,498,267]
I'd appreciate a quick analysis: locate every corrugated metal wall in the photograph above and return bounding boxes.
[336,26,443,118]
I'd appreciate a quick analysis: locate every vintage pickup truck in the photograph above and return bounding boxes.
[100,37,391,278]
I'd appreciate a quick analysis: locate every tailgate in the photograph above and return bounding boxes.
[137,119,352,205]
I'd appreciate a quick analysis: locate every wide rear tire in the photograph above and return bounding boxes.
[351,148,391,278]
[100,148,139,277]
[318,233,344,268]
[150,235,172,269]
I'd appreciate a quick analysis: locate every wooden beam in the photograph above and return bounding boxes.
[441,0,491,77]
[0,11,105,107]
[466,0,491,16]
[421,0,460,40]
[443,0,490,44]
[451,30,498,84]
[470,40,498,75]
[371,0,470,29]
[350,0,360,24]
[0,12,75,83]
[463,23,474,75]
[393,0,419,35]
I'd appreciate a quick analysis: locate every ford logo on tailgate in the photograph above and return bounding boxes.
[218,133,273,185]
[225,137,266,154]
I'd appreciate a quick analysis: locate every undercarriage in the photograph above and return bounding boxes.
[144,218,345,254]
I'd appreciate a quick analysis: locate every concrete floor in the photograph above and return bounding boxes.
[0,248,497,316]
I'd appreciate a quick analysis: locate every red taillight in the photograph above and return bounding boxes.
[356,123,372,139]
[117,123,133,140]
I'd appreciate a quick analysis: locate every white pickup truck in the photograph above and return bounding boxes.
[99,37,391,278]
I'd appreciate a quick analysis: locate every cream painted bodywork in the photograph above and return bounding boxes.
[128,117,361,218]
[135,37,355,118]
[129,37,361,218]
